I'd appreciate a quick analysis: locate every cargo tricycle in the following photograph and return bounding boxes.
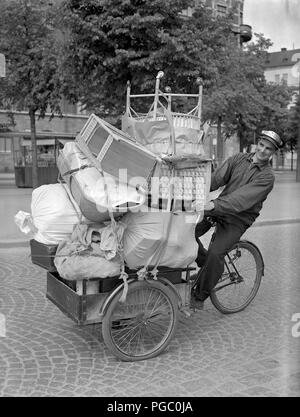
[31,72,264,361]
[32,225,263,362]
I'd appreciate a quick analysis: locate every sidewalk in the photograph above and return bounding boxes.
[253,170,300,226]
[0,170,300,247]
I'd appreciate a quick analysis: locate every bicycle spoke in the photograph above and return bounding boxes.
[106,284,175,358]
[211,242,263,313]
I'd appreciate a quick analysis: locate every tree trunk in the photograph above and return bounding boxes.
[216,115,223,166]
[296,147,300,182]
[297,114,300,182]
[29,109,38,189]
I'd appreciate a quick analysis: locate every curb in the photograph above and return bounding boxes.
[0,239,29,248]
[252,218,300,227]
[1,218,300,248]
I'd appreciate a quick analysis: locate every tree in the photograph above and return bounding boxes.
[58,0,234,122]
[0,0,62,188]
[202,32,272,160]
[201,30,295,162]
[286,92,300,180]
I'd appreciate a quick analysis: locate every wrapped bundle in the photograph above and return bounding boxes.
[15,183,91,245]
[122,210,199,269]
[57,142,147,222]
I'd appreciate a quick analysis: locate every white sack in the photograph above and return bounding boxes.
[29,183,90,245]
[122,211,199,269]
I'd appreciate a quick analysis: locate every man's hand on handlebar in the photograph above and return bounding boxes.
[191,200,215,212]
[204,201,215,212]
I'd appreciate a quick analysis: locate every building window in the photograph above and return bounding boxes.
[181,6,193,17]
[275,74,280,84]
[282,73,288,84]
[0,138,11,153]
[216,4,227,16]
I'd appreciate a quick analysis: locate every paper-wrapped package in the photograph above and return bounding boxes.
[57,142,146,222]
[122,211,199,269]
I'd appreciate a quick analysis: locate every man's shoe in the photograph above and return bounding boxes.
[190,293,204,311]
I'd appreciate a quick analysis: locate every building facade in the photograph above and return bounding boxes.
[0,100,88,179]
[264,47,300,108]
[264,47,300,170]
[182,0,252,44]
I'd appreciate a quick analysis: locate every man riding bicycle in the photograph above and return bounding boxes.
[191,130,284,309]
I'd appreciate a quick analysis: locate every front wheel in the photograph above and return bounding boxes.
[102,280,178,361]
[210,241,263,314]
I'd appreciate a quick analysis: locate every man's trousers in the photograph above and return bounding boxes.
[194,218,248,301]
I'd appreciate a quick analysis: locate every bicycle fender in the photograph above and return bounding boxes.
[157,277,183,308]
[99,278,136,318]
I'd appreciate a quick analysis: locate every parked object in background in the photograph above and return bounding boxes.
[57,142,146,222]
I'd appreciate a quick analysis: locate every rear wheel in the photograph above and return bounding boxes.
[210,241,263,314]
[102,280,178,361]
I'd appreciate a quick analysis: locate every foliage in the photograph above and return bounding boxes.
[0,0,62,117]
[285,92,300,150]
[0,0,63,187]
[58,0,235,119]
[201,30,294,151]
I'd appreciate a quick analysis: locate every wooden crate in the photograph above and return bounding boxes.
[76,114,159,189]
[46,272,108,325]
[30,239,57,272]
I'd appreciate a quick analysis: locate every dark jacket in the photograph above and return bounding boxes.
[210,152,275,227]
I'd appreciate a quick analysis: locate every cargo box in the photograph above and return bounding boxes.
[30,239,57,272]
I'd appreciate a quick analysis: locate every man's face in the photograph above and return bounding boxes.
[254,138,277,163]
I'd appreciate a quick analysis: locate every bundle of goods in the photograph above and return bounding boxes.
[15,183,91,245]
[14,183,93,272]
[148,155,211,212]
[16,88,212,289]
[57,141,146,222]
[122,210,199,270]
[121,71,207,157]
[53,222,125,281]
[121,73,212,213]
[57,114,161,222]
[122,111,206,156]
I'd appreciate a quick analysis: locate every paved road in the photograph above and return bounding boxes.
[0,223,299,397]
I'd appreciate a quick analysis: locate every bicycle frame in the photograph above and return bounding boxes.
[197,220,265,292]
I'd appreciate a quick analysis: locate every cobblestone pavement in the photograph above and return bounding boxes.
[0,224,299,397]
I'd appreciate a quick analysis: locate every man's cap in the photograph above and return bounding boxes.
[259,130,284,150]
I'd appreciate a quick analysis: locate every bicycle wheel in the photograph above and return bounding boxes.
[210,240,263,314]
[102,280,178,361]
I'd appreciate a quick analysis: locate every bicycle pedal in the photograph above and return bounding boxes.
[180,308,192,318]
